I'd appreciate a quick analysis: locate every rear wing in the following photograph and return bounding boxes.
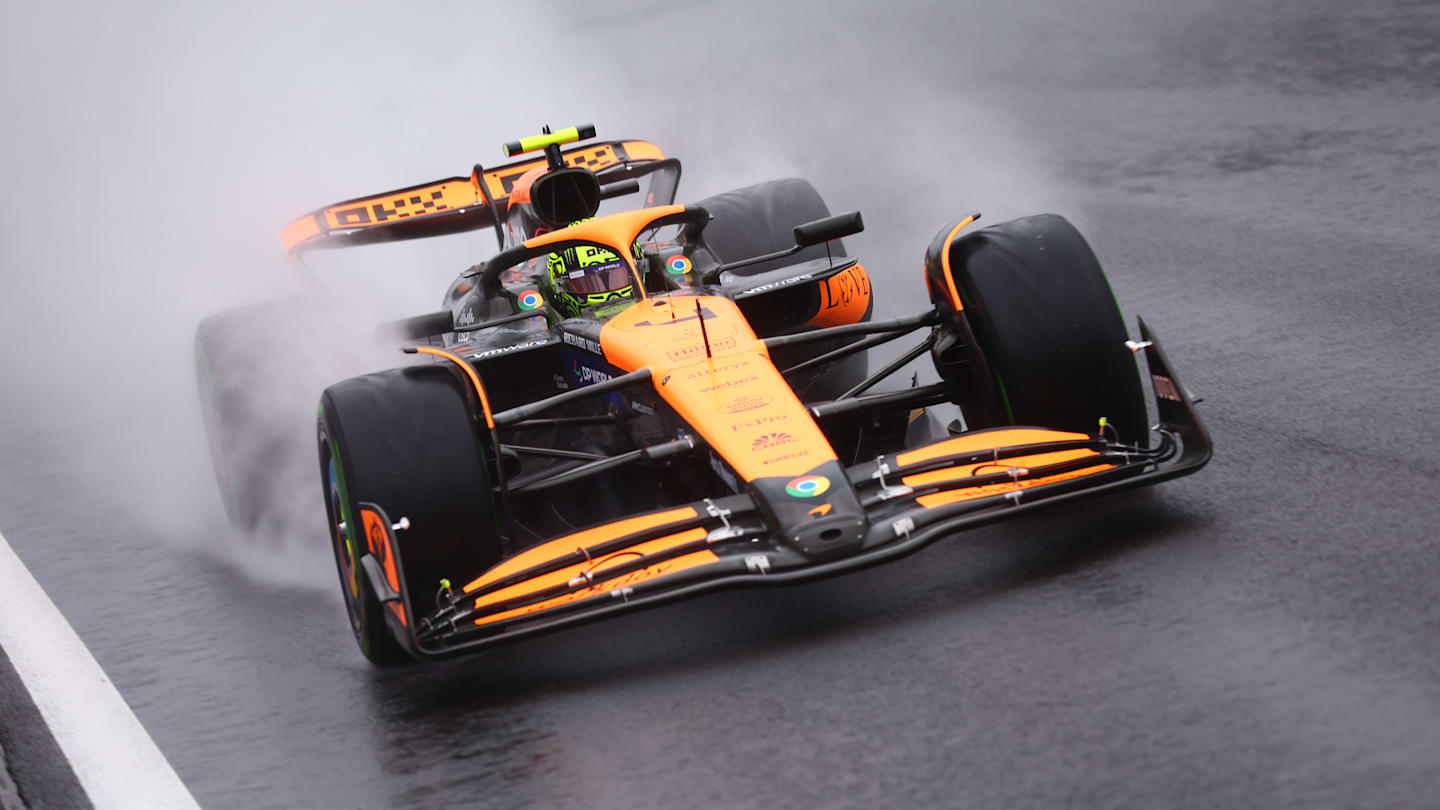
[281,139,669,252]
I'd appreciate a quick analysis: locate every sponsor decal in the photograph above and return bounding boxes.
[456,306,476,327]
[328,187,457,227]
[470,339,548,359]
[517,289,543,310]
[1153,374,1183,402]
[666,255,693,275]
[698,375,758,393]
[812,264,873,328]
[572,360,614,385]
[729,414,788,432]
[685,359,751,380]
[562,332,603,353]
[719,394,775,414]
[631,400,655,416]
[784,474,831,498]
[665,336,738,362]
[751,431,796,451]
[807,503,833,517]
[763,450,811,466]
[742,274,812,295]
[819,265,870,309]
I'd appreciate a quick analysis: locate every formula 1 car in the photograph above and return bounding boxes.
[199,125,1210,665]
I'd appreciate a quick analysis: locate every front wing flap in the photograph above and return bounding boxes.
[357,318,1210,659]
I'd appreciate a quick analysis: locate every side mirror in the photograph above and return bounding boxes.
[599,179,640,201]
[793,211,864,248]
[703,209,864,282]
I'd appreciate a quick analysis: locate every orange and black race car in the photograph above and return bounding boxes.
[200,125,1210,665]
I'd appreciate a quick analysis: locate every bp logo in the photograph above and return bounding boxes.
[517,289,543,310]
[784,475,830,498]
[666,255,693,275]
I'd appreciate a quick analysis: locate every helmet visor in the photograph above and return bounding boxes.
[563,260,632,296]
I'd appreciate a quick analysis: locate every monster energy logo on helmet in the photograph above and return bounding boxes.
[542,220,643,317]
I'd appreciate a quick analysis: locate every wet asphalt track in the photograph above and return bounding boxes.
[3,0,1440,807]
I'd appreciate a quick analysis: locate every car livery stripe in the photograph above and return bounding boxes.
[911,458,1115,508]
[939,214,978,312]
[901,448,1108,488]
[462,506,700,594]
[894,427,1092,468]
[470,528,717,625]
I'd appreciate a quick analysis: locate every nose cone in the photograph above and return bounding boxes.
[748,460,868,560]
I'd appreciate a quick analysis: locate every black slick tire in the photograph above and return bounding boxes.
[317,364,504,665]
[937,214,1148,446]
[694,178,845,273]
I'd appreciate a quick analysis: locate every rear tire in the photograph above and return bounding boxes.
[195,297,335,534]
[318,364,505,665]
[932,214,1148,446]
[694,178,845,274]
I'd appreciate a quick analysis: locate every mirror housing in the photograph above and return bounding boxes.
[706,210,865,281]
[793,211,864,248]
[599,179,640,201]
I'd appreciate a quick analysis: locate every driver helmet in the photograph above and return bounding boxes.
[543,221,644,317]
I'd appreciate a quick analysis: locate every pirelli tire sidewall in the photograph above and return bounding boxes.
[318,364,504,664]
[931,213,1149,446]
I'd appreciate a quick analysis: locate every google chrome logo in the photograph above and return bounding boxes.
[666,255,693,275]
[784,475,831,498]
[517,290,542,310]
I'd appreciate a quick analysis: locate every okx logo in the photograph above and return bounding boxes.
[784,475,831,498]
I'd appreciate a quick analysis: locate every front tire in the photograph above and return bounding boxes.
[928,214,1149,446]
[318,364,505,665]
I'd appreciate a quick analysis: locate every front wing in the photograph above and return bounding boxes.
[356,319,1210,659]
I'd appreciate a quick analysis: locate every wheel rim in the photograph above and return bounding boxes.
[322,440,364,638]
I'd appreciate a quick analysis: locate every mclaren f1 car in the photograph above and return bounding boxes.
[196,124,1211,664]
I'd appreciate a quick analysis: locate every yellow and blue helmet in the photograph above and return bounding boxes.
[542,223,644,317]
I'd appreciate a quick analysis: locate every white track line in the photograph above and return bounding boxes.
[0,529,200,810]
